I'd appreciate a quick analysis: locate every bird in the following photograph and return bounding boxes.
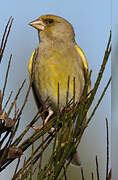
[28,14,89,166]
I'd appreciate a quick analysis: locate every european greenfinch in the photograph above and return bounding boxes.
[28,14,89,166]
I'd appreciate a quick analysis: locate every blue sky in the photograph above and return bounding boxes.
[0,0,111,179]
[112,1,118,179]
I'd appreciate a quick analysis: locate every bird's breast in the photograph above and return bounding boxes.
[34,47,85,108]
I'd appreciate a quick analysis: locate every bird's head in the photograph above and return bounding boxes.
[29,14,75,42]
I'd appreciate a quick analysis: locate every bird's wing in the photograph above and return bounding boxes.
[75,45,91,92]
[28,50,35,80]
[75,45,88,75]
[28,49,44,110]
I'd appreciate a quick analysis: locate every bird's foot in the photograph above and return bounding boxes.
[32,109,53,131]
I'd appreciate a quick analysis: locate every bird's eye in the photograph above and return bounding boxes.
[45,19,54,24]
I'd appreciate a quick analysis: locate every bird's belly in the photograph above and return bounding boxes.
[35,58,84,108]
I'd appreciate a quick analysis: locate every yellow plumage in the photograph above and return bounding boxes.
[28,50,35,79]
[75,45,88,71]
[29,45,89,84]
[28,45,88,85]
[28,14,90,166]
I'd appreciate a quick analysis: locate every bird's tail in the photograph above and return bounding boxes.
[67,150,81,167]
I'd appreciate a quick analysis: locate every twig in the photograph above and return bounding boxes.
[11,110,41,147]
[107,169,111,180]
[84,31,111,117]
[96,156,100,180]
[14,100,18,120]
[7,79,26,117]
[16,81,31,120]
[81,168,85,180]
[106,118,109,180]
[9,81,31,147]
[29,143,34,179]
[2,91,13,112]
[0,146,8,166]
[0,128,55,173]
[0,17,14,63]
[25,133,55,169]
[63,166,68,180]
[87,77,111,124]
[91,172,94,180]
[39,118,44,168]
[15,133,55,179]
[5,80,27,146]
[12,157,21,180]
[0,131,9,148]
[1,54,12,103]
[1,18,14,59]
[20,157,27,179]
[0,17,12,50]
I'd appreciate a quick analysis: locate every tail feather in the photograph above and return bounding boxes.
[68,150,81,167]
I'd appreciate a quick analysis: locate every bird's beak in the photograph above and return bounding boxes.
[29,18,45,31]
